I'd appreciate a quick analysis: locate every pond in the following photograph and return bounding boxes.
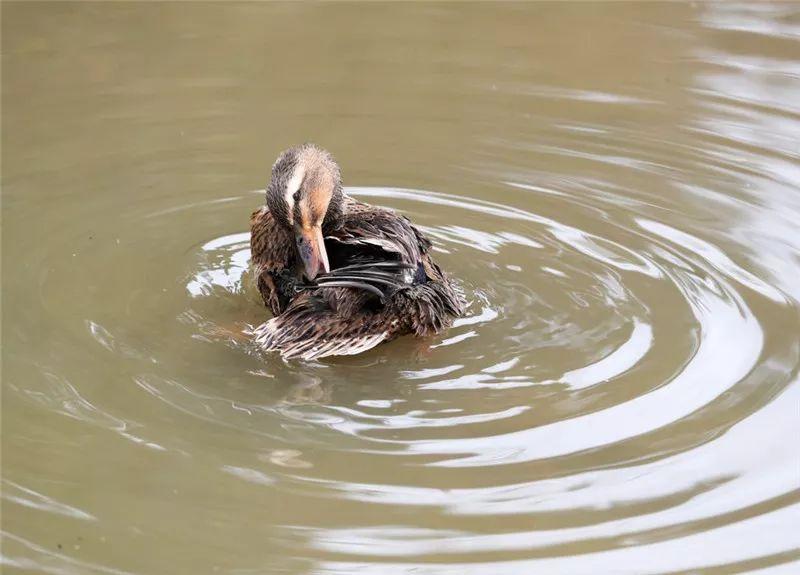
[2,3,799,574]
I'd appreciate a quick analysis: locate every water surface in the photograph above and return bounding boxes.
[3,3,800,574]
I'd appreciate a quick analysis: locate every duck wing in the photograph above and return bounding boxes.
[330,201,431,265]
[319,200,431,302]
[308,261,416,303]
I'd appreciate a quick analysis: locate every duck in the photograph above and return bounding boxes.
[249,143,466,360]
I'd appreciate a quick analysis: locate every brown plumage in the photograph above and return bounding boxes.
[250,143,466,360]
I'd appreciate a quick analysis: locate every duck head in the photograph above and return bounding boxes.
[266,143,344,280]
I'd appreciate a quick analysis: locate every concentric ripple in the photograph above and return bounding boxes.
[3,2,800,574]
[5,183,800,574]
[164,182,799,572]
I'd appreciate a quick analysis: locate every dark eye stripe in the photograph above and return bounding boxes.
[293,202,302,225]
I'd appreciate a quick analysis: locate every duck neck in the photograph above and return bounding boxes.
[322,187,346,232]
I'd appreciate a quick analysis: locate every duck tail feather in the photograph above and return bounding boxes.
[251,318,388,361]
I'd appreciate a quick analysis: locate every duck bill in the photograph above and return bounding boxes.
[295,224,330,281]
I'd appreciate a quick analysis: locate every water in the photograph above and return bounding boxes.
[3,3,799,574]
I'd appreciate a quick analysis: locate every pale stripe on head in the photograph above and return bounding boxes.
[283,164,305,226]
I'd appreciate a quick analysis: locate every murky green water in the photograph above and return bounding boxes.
[3,3,800,574]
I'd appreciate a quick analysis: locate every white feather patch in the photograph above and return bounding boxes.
[283,164,305,225]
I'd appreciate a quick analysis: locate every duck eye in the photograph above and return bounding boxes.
[293,190,301,202]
